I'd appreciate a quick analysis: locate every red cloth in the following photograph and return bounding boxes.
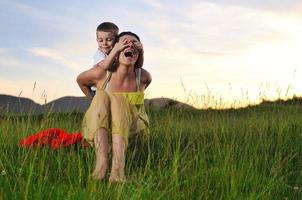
[19,128,88,150]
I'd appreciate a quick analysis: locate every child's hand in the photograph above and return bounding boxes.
[134,41,144,52]
[113,38,130,53]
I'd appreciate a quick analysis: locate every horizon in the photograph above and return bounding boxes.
[1,92,301,110]
[1,0,302,108]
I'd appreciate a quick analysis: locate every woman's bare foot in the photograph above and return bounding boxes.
[90,160,108,180]
[110,134,126,183]
[109,163,125,183]
[92,129,109,180]
[109,174,126,183]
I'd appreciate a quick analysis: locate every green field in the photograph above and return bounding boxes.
[1,100,302,199]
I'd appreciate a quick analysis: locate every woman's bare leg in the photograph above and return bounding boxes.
[109,134,126,182]
[88,91,111,180]
[91,128,109,180]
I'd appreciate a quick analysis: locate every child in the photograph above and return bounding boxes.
[77,22,119,99]
[81,32,151,182]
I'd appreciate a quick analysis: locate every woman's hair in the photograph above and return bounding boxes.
[117,31,143,68]
[117,31,140,41]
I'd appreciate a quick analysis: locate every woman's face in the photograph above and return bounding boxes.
[118,35,140,66]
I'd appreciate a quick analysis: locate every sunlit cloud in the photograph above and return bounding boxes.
[137,1,302,107]
[141,0,164,10]
[201,0,302,13]
[0,57,23,68]
[1,0,302,107]
[29,48,83,71]
[0,48,8,54]
[1,0,52,20]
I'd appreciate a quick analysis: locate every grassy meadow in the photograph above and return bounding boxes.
[1,99,302,199]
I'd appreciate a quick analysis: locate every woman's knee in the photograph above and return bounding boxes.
[94,91,110,112]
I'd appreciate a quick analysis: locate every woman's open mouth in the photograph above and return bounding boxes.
[124,48,138,58]
[124,51,133,57]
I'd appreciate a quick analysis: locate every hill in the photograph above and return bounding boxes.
[1,94,302,114]
[0,94,194,114]
[0,94,43,113]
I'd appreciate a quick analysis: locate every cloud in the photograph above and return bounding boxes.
[0,0,55,25]
[0,57,23,68]
[200,0,302,14]
[134,0,301,72]
[138,1,302,101]
[29,48,83,71]
[0,49,26,69]
[141,0,165,10]
[139,1,298,47]
[1,0,302,106]
[0,48,8,54]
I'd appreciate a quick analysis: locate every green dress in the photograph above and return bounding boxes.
[81,68,149,147]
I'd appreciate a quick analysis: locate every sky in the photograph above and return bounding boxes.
[1,0,302,108]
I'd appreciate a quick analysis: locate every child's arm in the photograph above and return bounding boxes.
[76,67,106,100]
[141,68,152,89]
[77,38,131,99]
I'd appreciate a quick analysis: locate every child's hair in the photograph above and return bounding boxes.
[96,22,119,36]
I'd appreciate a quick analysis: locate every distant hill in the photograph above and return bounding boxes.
[0,94,195,114]
[2,94,301,114]
[0,94,43,114]
[145,98,194,109]
[43,96,90,113]
[259,97,302,106]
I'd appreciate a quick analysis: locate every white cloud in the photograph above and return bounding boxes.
[0,0,54,23]
[141,0,165,10]
[1,0,302,107]
[134,1,302,106]
[199,0,302,14]
[0,57,22,68]
[29,48,84,71]
[0,48,8,54]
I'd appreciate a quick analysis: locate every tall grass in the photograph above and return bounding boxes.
[1,102,302,199]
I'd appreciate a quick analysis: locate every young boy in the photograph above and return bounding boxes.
[77,22,119,99]
[77,22,144,99]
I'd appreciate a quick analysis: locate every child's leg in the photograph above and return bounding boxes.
[91,128,109,180]
[109,134,126,182]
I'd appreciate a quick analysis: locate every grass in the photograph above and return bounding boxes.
[0,100,302,199]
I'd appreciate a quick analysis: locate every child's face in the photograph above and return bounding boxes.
[96,31,116,54]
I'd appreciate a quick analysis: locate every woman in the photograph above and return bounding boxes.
[79,32,152,182]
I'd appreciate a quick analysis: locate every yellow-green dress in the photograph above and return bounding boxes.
[81,68,149,147]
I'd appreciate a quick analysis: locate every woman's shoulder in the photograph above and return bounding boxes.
[140,68,152,86]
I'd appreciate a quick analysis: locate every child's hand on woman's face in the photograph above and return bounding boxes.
[113,38,131,53]
[134,41,143,52]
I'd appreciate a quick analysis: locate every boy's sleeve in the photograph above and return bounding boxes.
[93,50,106,66]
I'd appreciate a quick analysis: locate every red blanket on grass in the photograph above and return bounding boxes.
[19,128,88,150]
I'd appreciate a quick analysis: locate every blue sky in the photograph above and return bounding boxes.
[1,0,302,108]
